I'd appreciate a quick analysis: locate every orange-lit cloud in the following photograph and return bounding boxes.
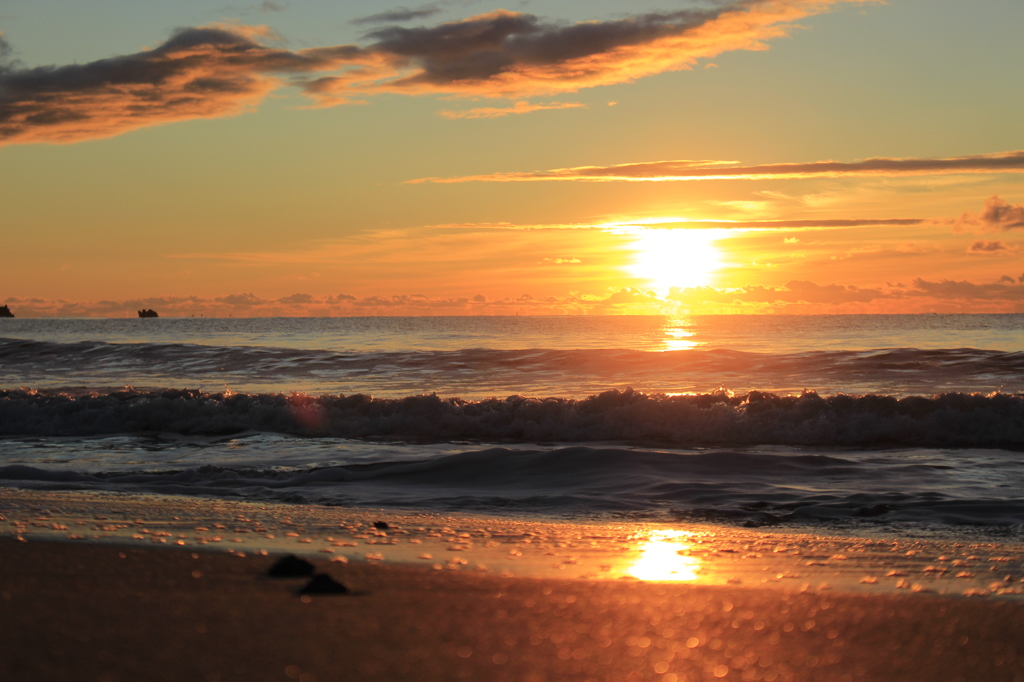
[0,0,874,145]
[309,1,876,101]
[0,27,366,144]
[409,150,1024,183]
[438,101,585,119]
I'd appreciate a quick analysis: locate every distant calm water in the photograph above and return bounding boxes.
[2,314,1024,529]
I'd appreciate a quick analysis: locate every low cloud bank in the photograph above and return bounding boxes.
[7,275,1024,318]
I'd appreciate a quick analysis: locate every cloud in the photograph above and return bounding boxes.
[352,6,444,25]
[9,274,1024,317]
[958,195,1024,232]
[0,26,366,144]
[216,292,266,306]
[667,276,1024,310]
[260,1,285,12]
[438,100,585,119]
[409,150,1024,183]
[670,280,887,305]
[310,0,878,102]
[967,240,1011,254]
[909,278,1024,301]
[429,217,926,231]
[0,0,875,145]
[278,293,315,304]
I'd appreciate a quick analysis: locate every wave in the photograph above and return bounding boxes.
[3,446,1022,525]
[3,387,1024,448]
[4,336,1024,397]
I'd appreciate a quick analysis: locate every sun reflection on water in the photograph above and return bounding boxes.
[626,530,701,582]
[662,327,698,351]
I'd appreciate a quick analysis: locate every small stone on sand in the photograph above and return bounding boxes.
[267,554,314,578]
[298,574,349,595]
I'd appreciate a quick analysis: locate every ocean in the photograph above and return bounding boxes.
[2,314,1024,531]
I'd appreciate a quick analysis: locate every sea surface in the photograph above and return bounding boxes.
[2,314,1024,531]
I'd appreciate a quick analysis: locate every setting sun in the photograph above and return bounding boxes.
[626,228,724,293]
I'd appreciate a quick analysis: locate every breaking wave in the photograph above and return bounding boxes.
[3,387,1024,448]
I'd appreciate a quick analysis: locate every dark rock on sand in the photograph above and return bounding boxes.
[373,521,390,530]
[298,574,349,595]
[267,554,314,577]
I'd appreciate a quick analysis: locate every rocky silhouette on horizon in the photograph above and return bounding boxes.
[137,309,159,318]
[0,305,13,318]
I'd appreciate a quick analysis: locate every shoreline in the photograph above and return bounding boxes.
[4,488,1024,599]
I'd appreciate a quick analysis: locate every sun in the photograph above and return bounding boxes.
[626,228,723,293]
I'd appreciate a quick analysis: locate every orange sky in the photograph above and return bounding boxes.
[1,0,1023,316]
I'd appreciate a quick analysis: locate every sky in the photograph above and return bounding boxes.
[1,0,1023,317]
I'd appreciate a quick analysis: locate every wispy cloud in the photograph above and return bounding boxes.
[0,0,874,145]
[430,217,927,231]
[409,151,1024,184]
[352,6,444,26]
[967,240,1013,254]
[438,100,585,119]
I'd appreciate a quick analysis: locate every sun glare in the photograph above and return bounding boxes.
[626,530,700,582]
[626,228,723,293]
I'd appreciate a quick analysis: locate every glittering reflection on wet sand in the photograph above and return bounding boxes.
[623,530,701,582]
[3,489,1023,600]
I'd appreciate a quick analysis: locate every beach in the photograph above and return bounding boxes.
[3,489,1024,681]
[3,315,1024,680]
[5,0,1024,674]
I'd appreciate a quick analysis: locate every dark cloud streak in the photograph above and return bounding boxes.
[411,151,1024,183]
[967,240,1011,254]
[352,6,444,26]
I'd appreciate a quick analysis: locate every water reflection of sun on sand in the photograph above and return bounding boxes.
[626,530,701,582]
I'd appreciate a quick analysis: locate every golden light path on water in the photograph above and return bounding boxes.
[625,530,701,582]
[662,325,699,351]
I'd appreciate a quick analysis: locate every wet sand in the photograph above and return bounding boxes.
[2,490,1024,681]
[3,537,1024,682]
